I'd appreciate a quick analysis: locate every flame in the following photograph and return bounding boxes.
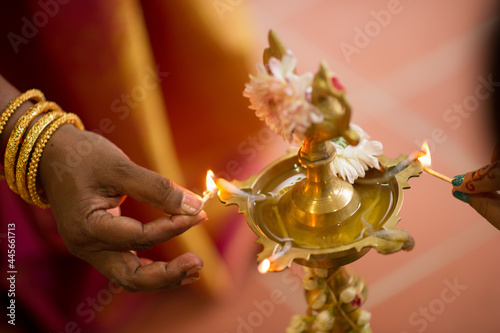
[258,259,271,274]
[206,170,217,192]
[418,141,431,167]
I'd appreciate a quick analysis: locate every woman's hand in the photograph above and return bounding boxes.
[38,124,207,292]
[452,147,500,230]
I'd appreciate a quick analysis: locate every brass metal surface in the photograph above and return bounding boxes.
[218,152,422,271]
[219,30,422,332]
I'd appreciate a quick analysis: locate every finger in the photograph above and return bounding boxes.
[92,251,203,292]
[112,161,203,215]
[87,209,207,251]
[452,161,500,193]
[469,192,500,230]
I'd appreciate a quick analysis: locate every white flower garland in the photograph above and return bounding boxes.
[331,124,383,184]
[244,50,383,183]
[243,52,324,142]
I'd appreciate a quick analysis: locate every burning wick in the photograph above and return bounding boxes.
[258,241,292,274]
[356,151,419,184]
[216,177,267,201]
[202,170,218,203]
[417,142,452,183]
[216,178,250,197]
[258,259,271,274]
[355,141,451,184]
[201,170,266,203]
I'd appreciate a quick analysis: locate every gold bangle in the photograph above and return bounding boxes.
[4,101,62,194]
[27,113,84,209]
[0,89,45,180]
[16,111,65,204]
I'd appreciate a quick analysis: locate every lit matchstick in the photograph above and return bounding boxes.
[418,142,453,184]
[202,170,218,203]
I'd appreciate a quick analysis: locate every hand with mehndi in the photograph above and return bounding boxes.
[452,146,500,230]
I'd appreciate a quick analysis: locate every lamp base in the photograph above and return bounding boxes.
[290,266,371,333]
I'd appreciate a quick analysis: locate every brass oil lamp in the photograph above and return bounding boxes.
[215,31,422,332]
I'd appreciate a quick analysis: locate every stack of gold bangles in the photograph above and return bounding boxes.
[0,89,84,208]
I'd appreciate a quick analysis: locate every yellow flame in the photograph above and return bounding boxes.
[418,141,431,167]
[258,259,271,274]
[206,170,217,192]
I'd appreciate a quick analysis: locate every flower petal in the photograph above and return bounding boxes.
[244,53,326,142]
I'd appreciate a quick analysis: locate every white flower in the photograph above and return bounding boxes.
[339,287,357,304]
[314,310,335,331]
[357,310,372,326]
[286,314,307,333]
[311,292,327,310]
[331,124,383,184]
[302,275,318,290]
[243,52,324,142]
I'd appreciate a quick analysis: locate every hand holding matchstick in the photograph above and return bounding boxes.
[450,156,500,229]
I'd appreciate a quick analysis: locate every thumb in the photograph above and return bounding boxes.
[112,161,203,215]
[469,192,500,230]
[451,161,500,193]
[451,191,500,229]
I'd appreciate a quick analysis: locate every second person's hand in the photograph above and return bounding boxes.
[38,124,207,292]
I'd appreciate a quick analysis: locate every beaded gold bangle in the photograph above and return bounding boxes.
[27,113,84,209]
[16,111,65,204]
[4,101,62,194]
[0,89,45,180]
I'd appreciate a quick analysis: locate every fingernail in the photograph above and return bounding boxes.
[186,265,203,276]
[181,193,203,215]
[452,190,469,203]
[193,216,208,226]
[181,275,200,286]
[452,174,465,186]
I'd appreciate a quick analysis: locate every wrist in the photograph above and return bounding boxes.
[39,124,85,201]
[0,77,85,208]
[0,101,35,148]
[0,75,36,148]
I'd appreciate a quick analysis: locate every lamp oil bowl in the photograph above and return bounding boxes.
[218,31,422,332]
[219,152,421,271]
